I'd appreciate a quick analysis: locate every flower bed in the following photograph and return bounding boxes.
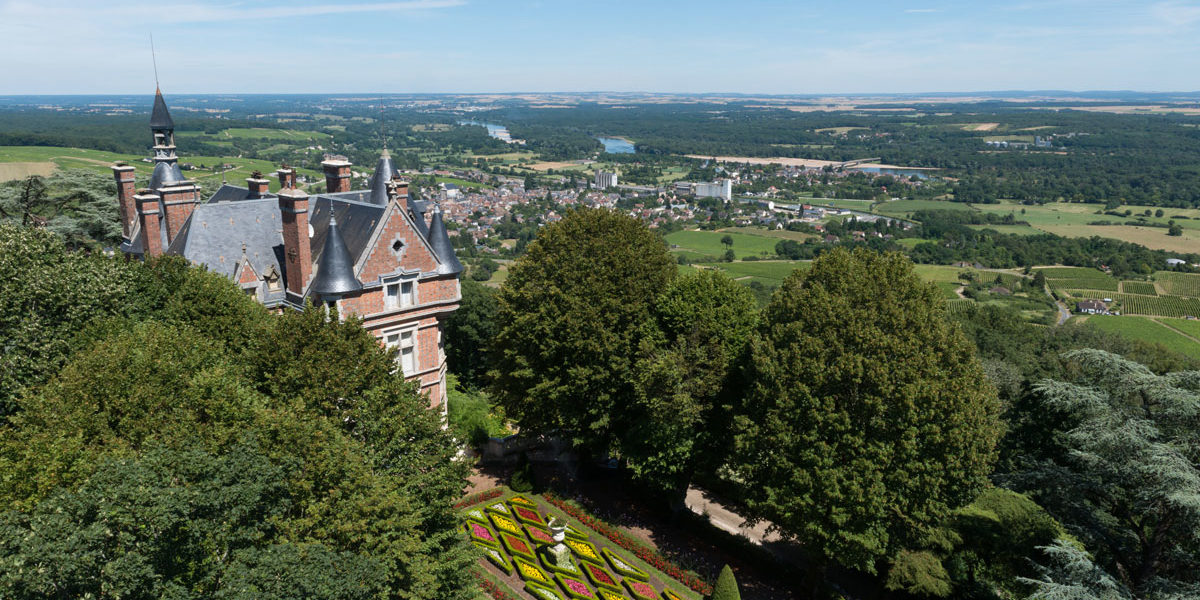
[513,504,549,527]
[565,539,603,565]
[475,569,521,600]
[582,562,622,593]
[543,493,713,596]
[526,524,555,546]
[515,557,553,586]
[476,543,514,574]
[525,581,567,600]
[491,513,524,537]
[502,531,537,562]
[457,488,505,509]
[554,574,598,600]
[601,548,649,582]
[469,522,501,548]
[623,579,659,600]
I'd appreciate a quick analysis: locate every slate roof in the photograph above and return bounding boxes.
[426,206,463,275]
[150,89,174,130]
[166,196,284,282]
[367,150,395,206]
[309,214,363,297]
[308,194,387,273]
[149,161,185,189]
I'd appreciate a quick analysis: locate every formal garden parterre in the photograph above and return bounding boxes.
[461,489,707,600]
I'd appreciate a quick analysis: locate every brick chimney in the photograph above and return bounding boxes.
[322,158,351,193]
[277,187,312,297]
[386,179,410,210]
[247,175,270,199]
[160,184,198,245]
[276,166,296,189]
[135,192,164,257]
[112,164,137,240]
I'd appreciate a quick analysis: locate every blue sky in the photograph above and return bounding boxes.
[2,0,1199,94]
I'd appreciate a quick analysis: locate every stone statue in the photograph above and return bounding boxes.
[544,517,575,569]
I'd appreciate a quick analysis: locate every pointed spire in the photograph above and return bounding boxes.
[367,149,395,205]
[309,208,362,298]
[427,204,463,276]
[150,88,174,130]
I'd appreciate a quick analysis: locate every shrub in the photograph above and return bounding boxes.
[710,565,741,600]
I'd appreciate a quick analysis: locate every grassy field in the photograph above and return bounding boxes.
[718,226,817,241]
[694,260,809,283]
[807,198,878,211]
[1158,318,1200,343]
[972,200,1200,253]
[1082,315,1200,357]
[874,199,975,217]
[966,224,1043,236]
[665,229,784,259]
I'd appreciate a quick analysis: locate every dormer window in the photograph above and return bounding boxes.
[384,276,416,310]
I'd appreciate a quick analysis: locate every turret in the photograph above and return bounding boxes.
[426,204,463,276]
[368,149,395,205]
[309,212,362,302]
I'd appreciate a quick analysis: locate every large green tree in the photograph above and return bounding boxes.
[729,248,1003,573]
[625,269,757,500]
[489,208,676,453]
[443,278,498,388]
[1014,350,1200,598]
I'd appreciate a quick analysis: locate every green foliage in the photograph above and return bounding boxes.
[0,170,121,250]
[447,373,508,445]
[625,270,757,497]
[0,229,475,599]
[510,452,535,493]
[886,551,952,597]
[1011,350,1200,596]
[730,248,1004,572]
[445,277,499,388]
[490,208,676,454]
[0,225,140,418]
[709,565,741,600]
[0,438,387,600]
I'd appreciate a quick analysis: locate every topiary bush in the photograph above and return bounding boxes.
[710,565,740,600]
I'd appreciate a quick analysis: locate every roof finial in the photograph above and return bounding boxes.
[150,33,160,91]
[379,96,387,151]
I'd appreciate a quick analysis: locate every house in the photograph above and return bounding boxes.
[1076,299,1109,315]
[112,89,462,413]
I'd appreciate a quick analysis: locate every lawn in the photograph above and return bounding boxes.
[1083,316,1200,357]
[807,198,877,211]
[718,226,817,241]
[664,230,783,259]
[1158,318,1200,346]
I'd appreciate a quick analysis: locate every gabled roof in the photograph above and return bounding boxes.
[166,196,283,284]
[308,193,387,273]
[150,88,174,130]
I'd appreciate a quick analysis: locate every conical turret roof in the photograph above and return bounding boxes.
[367,149,395,205]
[309,212,362,297]
[427,205,463,276]
[150,88,174,130]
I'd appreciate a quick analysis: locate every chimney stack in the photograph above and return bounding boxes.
[276,166,296,189]
[135,192,164,257]
[112,164,137,240]
[322,158,352,193]
[160,184,198,245]
[386,179,410,210]
[247,174,270,199]
[277,187,312,298]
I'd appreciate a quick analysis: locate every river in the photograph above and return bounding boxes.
[596,136,635,154]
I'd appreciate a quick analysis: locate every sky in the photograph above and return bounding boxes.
[2,0,1199,94]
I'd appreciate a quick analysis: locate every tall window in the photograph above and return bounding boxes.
[384,278,417,309]
[385,328,418,375]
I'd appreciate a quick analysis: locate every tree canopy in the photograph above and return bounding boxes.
[729,248,1003,572]
[489,208,676,454]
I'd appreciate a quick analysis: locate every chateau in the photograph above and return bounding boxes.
[112,89,463,412]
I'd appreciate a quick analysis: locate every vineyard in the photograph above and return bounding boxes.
[1066,290,1200,318]
[1036,267,1119,291]
[945,299,974,317]
[1120,281,1158,296]
[1155,272,1200,297]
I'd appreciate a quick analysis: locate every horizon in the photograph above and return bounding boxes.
[3,0,1200,95]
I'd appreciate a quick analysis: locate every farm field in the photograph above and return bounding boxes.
[1082,315,1200,357]
[874,199,974,217]
[179,127,332,141]
[966,224,1042,236]
[717,226,817,241]
[1154,271,1200,297]
[971,200,1200,253]
[807,198,877,211]
[694,260,809,283]
[1158,317,1200,343]
[1065,290,1200,318]
[0,146,149,180]
[665,230,783,259]
[1034,267,1119,291]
